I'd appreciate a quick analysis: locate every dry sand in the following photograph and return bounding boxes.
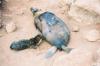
[0,0,100,66]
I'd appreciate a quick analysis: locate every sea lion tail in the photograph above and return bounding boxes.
[61,45,73,53]
[45,46,57,58]
[10,34,43,50]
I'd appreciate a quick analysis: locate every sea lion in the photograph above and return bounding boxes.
[10,8,72,58]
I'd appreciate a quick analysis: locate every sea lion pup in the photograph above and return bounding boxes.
[10,7,72,58]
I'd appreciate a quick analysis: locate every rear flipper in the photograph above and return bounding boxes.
[10,34,43,50]
[61,45,73,53]
[44,45,72,58]
[45,46,57,58]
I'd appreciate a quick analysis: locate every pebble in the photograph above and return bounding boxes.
[84,29,100,42]
[6,22,17,33]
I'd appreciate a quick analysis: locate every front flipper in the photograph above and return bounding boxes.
[45,46,57,58]
[61,45,73,53]
[10,34,43,50]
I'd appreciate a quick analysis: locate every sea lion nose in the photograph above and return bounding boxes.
[30,7,39,15]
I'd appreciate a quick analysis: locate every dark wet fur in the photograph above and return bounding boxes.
[35,12,70,49]
[10,35,43,50]
[10,40,31,50]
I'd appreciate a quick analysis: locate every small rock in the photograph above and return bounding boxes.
[68,5,100,24]
[6,22,17,33]
[84,29,100,42]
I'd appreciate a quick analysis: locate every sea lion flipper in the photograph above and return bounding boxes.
[45,46,57,58]
[61,45,73,53]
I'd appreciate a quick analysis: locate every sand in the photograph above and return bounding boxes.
[0,0,100,66]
